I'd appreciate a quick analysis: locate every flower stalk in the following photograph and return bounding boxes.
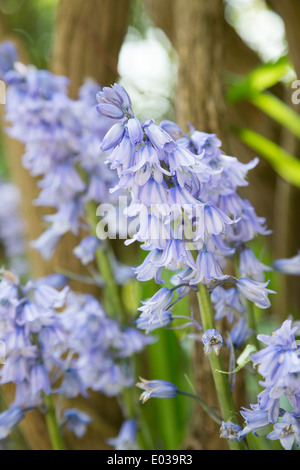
[44,394,65,451]
[196,283,245,450]
[86,201,124,320]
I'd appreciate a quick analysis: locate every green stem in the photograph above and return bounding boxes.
[246,300,260,351]
[44,394,65,451]
[86,201,124,319]
[177,390,222,425]
[196,283,245,450]
[95,245,124,317]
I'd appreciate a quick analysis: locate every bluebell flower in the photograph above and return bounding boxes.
[32,273,69,289]
[0,271,91,439]
[134,249,164,284]
[192,203,236,243]
[240,319,300,448]
[0,45,120,262]
[239,404,271,437]
[137,287,173,322]
[201,329,224,356]
[96,102,125,119]
[56,367,89,399]
[0,181,27,275]
[211,285,246,324]
[228,317,252,349]
[193,250,228,285]
[0,407,25,440]
[30,282,69,310]
[136,311,173,334]
[30,225,67,260]
[239,247,272,281]
[30,364,51,396]
[63,409,92,439]
[107,419,138,450]
[136,378,178,403]
[220,421,244,442]
[100,122,126,151]
[127,117,143,146]
[97,83,272,350]
[61,291,153,397]
[73,235,100,265]
[267,412,300,450]
[251,319,300,385]
[0,41,18,78]
[236,278,276,309]
[273,251,300,275]
[97,82,133,116]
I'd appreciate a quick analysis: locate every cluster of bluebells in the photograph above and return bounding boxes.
[0,42,155,449]
[96,83,275,350]
[61,290,154,397]
[240,319,300,450]
[0,270,80,439]
[0,180,27,275]
[0,271,152,442]
[134,320,300,451]
[0,41,122,269]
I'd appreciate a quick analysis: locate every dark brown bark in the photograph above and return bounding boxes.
[173,0,228,145]
[51,0,131,97]
[268,0,300,80]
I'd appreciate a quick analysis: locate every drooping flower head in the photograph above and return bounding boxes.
[136,378,178,403]
[97,83,274,344]
[239,319,300,450]
[0,42,119,263]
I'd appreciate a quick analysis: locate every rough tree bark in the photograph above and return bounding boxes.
[268,0,300,80]
[0,0,131,450]
[51,0,131,97]
[173,0,228,143]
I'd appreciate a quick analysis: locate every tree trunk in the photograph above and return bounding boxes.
[268,0,300,80]
[51,0,131,97]
[173,0,228,143]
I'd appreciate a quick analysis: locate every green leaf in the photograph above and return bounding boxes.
[227,57,291,104]
[249,92,300,139]
[233,126,300,187]
[216,344,256,375]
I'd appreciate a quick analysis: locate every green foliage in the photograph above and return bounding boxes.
[227,57,291,104]
[232,126,300,187]
[129,255,193,450]
[249,92,300,139]
[228,58,300,188]
[2,0,58,68]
